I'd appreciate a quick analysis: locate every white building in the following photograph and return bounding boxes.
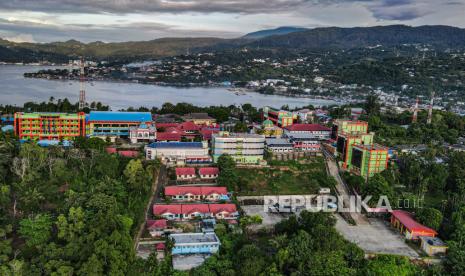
[212,132,265,164]
[145,142,210,165]
[129,124,156,143]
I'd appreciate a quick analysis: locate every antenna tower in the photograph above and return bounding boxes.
[78,57,86,110]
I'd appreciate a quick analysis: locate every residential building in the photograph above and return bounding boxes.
[283,124,331,140]
[212,132,265,164]
[349,144,389,178]
[420,236,448,256]
[146,219,167,237]
[153,204,238,220]
[164,186,228,202]
[145,142,210,165]
[87,111,153,141]
[199,167,219,179]
[170,233,220,255]
[263,106,296,127]
[129,124,156,143]
[14,112,86,140]
[175,167,196,181]
[182,113,217,126]
[390,210,437,240]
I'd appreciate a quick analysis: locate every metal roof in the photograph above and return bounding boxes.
[88,111,152,122]
[148,142,204,149]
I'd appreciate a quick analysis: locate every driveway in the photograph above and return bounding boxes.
[335,214,419,258]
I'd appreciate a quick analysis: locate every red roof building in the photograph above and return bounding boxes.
[156,123,180,129]
[156,132,182,142]
[175,167,196,180]
[155,243,166,251]
[164,186,228,201]
[390,210,437,240]
[146,219,167,230]
[153,203,237,220]
[199,167,220,179]
[209,204,238,219]
[284,124,331,132]
[179,121,200,132]
[153,205,182,219]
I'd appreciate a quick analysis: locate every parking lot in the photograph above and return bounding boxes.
[241,205,290,230]
[335,215,419,258]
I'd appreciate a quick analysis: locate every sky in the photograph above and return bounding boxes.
[0,0,464,43]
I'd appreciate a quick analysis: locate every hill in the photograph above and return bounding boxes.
[2,25,465,63]
[242,26,308,39]
[249,25,465,49]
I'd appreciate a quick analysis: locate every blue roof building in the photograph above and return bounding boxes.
[171,233,220,255]
[87,111,153,139]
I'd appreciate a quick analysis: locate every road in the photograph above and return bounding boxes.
[323,150,369,225]
[134,164,168,250]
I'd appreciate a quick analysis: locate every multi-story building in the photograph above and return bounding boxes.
[87,111,153,141]
[349,144,389,178]
[129,124,156,143]
[14,112,86,140]
[265,138,294,153]
[263,107,296,127]
[336,132,374,169]
[170,233,221,255]
[331,119,369,140]
[145,142,211,165]
[212,132,265,164]
[283,124,331,140]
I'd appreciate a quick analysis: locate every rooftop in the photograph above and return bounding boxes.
[171,232,219,244]
[199,167,219,175]
[284,124,330,132]
[391,210,437,235]
[88,111,152,122]
[419,236,447,247]
[213,132,265,139]
[175,167,196,175]
[147,142,204,149]
[182,113,215,120]
[265,138,292,145]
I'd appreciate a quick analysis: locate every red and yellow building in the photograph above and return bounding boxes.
[14,112,86,140]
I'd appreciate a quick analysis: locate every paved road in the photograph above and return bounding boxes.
[134,164,168,250]
[324,151,369,225]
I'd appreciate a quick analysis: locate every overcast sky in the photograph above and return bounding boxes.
[1,0,464,43]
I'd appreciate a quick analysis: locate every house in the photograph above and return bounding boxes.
[164,186,228,202]
[420,236,448,256]
[153,205,183,220]
[170,232,220,255]
[182,204,211,219]
[153,203,236,220]
[209,204,239,220]
[146,219,167,237]
[182,113,217,126]
[199,167,219,179]
[390,210,437,240]
[175,167,196,181]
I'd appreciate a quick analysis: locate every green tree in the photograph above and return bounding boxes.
[415,208,443,231]
[19,214,52,248]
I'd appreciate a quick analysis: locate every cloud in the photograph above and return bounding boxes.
[3,33,36,42]
[0,0,366,14]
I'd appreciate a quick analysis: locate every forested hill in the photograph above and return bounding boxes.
[248,25,465,50]
[2,25,465,63]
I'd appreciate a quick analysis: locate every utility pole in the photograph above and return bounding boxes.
[78,57,86,110]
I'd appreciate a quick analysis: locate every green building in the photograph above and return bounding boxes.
[349,144,389,178]
[336,132,374,170]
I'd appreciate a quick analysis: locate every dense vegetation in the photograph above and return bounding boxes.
[0,131,167,275]
[190,210,423,275]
